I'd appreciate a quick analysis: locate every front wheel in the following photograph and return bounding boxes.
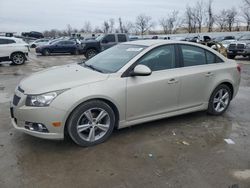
[207,84,232,115]
[67,100,115,147]
[85,49,97,59]
[11,53,26,65]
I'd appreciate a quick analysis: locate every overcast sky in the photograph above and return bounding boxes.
[0,0,242,33]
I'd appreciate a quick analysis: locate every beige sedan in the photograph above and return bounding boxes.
[10,40,241,146]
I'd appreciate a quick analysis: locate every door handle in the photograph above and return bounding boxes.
[168,78,178,84]
[205,72,214,77]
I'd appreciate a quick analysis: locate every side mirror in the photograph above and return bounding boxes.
[130,64,152,76]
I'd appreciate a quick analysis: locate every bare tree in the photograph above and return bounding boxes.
[123,21,134,33]
[82,21,92,33]
[103,21,110,33]
[194,1,205,33]
[215,9,228,31]
[244,0,250,6]
[242,0,250,30]
[159,10,179,34]
[226,8,238,31]
[109,18,115,33]
[118,17,124,33]
[135,14,154,36]
[184,6,197,33]
[206,0,214,32]
[66,24,73,36]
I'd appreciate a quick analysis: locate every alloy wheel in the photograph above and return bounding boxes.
[12,54,24,65]
[76,108,110,142]
[213,88,230,113]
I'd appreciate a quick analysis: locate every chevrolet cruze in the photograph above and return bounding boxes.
[10,40,241,146]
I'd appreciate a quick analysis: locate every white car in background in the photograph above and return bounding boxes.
[29,38,50,48]
[0,36,29,65]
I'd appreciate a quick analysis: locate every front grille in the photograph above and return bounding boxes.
[228,44,236,50]
[237,44,245,49]
[13,95,21,106]
[228,43,245,50]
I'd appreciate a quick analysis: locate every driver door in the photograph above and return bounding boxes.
[126,45,180,121]
[101,34,117,51]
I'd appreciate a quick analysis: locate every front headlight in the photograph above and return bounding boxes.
[25,90,66,107]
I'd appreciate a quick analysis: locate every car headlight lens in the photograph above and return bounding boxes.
[25,90,66,107]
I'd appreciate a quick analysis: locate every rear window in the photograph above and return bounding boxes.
[118,34,127,42]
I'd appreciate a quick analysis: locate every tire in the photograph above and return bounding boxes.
[67,100,116,147]
[42,49,50,56]
[31,44,36,48]
[227,54,235,59]
[207,84,232,115]
[11,53,25,65]
[85,49,97,59]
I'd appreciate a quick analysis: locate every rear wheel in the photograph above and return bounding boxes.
[31,44,36,48]
[11,53,25,65]
[67,100,115,147]
[85,49,97,59]
[207,84,232,115]
[42,49,50,56]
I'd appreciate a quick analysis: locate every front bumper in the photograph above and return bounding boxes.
[11,118,63,139]
[10,89,66,140]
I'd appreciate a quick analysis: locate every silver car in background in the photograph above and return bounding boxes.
[10,40,241,146]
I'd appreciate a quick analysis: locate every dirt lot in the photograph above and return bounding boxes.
[0,50,250,188]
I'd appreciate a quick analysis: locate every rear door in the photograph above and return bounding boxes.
[0,39,16,57]
[177,44,221,109]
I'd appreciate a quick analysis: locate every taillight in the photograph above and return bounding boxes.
[237,64,241,73]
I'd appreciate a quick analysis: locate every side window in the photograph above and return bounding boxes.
[0,39,15,44]
[0,39,5,44]
[181,45,206,67]
[137,45,176,71]
[206,50,224,64]
[118,34,127,42]
[103,35,115,43]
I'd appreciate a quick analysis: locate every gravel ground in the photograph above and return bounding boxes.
[0,50,250,188]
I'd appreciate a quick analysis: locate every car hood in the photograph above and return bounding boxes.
[19,63,109,94]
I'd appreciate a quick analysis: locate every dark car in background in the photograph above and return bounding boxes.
[81,33,129,59]
[22,31,44,39]
[35,40,83,56]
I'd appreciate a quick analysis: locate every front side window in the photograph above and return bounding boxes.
[83,44,146,73]
[103,35,115,43]
[180,45,206,67]
[137,45,176,71]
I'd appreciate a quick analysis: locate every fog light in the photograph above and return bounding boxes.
[25,122,49,133]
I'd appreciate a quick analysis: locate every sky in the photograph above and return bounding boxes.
[0,0,243,34]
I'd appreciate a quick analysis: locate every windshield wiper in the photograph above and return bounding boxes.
[83,63,103,73]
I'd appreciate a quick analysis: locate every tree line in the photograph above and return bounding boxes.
[43,0,250,38]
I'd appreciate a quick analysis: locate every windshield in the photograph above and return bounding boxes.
[239,35,250,40]
[95,35,104,41]
[83,44,146,73]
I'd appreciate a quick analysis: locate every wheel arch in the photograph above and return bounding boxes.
[212,81,234,100]
[10,51,26,58]
[64,98,120,136]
